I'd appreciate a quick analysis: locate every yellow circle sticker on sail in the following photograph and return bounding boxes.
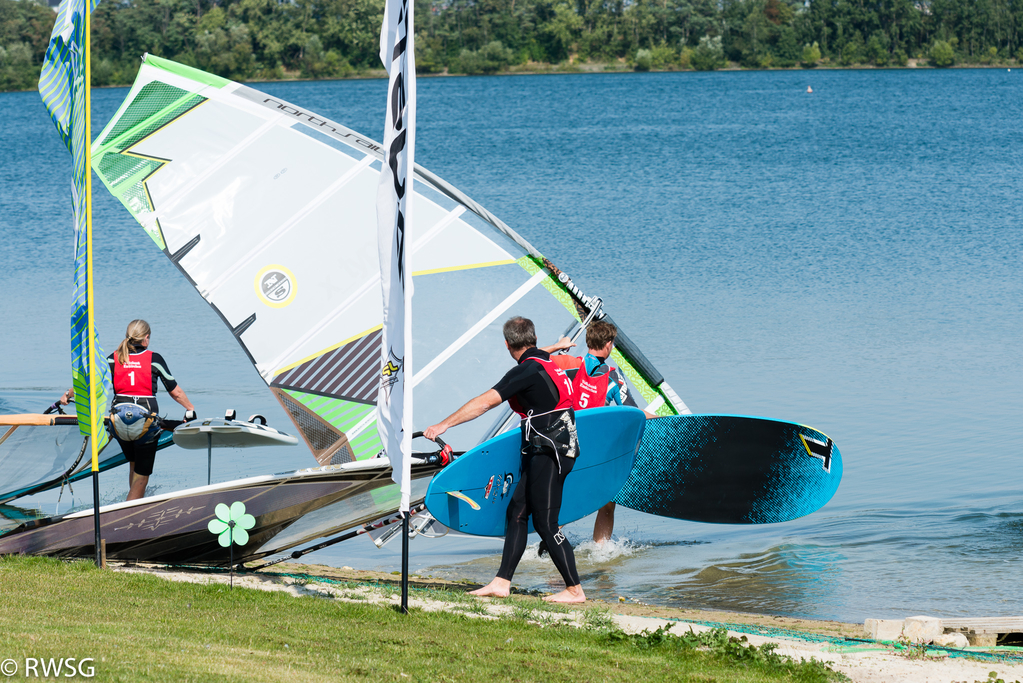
[255,265,297,308]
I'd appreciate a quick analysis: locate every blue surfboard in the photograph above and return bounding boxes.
[425,406,646,537]
[614,415,842,524]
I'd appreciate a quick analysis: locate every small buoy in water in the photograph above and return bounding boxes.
[807,86,813,93]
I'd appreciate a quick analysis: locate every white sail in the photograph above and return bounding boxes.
[91,55,689,472]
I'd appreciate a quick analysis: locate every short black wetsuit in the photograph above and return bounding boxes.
[108,345,179,477]
[491,347,580,586]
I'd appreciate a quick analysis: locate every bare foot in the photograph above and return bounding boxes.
[543,584,586,604]
[468,578,511,598]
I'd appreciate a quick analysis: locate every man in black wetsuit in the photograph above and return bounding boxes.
[423,316,586,603]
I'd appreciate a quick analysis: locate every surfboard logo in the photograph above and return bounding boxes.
[446,490,480,510]
[484,475,495,500]
[255,265,297,308]
[800,434,833,472]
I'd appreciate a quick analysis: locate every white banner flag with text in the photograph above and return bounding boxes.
[376,0,416,512]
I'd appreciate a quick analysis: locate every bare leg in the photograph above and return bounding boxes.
[469,577,511,598]
[544,584,586,603]
[593,501,616,543]
[127,470,149,501]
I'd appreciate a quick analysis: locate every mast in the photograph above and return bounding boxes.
[84,0,103,569]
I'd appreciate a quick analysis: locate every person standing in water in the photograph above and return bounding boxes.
[549,320,653,544]
[424,316,586,603]
[108,319,194,501]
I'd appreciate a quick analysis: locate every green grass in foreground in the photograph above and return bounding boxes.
[0,557,841,682]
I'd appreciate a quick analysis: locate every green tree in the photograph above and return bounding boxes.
[839,32,863,65]
[634,47,653,70]
[801,41,821,67]
[930,39,955,66]
[865,31,890,66]
[691,34,723,70]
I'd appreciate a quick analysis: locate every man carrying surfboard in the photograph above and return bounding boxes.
[423,316,586,604]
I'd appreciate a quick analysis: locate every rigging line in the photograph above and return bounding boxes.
[261,204,481,379]
[203,155,375,298]
[344,270,548,443]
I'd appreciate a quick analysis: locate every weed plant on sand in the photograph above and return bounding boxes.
[0,556,842,682]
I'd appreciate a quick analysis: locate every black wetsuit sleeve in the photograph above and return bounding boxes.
[149,351,179,394]
[492,364,532,403]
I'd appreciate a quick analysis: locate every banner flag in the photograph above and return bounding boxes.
[39,0,112,454]
[376,0,416,511]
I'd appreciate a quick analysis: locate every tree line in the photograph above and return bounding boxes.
[3,0,1023,90]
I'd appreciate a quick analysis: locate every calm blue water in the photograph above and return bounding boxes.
[2,69,1021,623]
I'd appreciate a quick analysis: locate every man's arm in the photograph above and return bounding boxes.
[423,389,503,440]
[540,336,575,354]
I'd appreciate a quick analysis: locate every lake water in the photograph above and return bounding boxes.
[1,68,1021,624]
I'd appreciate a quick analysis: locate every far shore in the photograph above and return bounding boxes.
[0,59,1018,95]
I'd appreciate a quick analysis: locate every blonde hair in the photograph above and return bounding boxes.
[116,319,151,365]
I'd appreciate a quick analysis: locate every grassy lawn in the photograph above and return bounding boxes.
[0,557,841,682]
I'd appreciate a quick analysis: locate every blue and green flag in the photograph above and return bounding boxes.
[39,0,111,451]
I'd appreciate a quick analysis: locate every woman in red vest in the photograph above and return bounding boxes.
[108,319,195,501]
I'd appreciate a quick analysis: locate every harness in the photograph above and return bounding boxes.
[508,356,578,470]
[110,349,160,442]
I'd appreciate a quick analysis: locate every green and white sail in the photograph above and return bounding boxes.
[91,55,688,466]
[40,0,112,453]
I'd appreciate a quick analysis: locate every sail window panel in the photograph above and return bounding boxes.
[409,262,534,379]
[411,273,578,446]
[412,178,463,214]
[456,207,531,258]
[138,117,366,283]
[409,216,514,275]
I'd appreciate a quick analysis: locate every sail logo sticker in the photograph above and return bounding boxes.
[255,265,297,308]
[380,348,403,399]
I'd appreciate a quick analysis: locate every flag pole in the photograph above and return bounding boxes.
[377,0,416,617]
[84,0,103,569]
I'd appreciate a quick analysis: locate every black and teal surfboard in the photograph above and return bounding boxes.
[615,415,841,524]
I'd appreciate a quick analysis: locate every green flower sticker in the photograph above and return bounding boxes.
[208,501,256,547]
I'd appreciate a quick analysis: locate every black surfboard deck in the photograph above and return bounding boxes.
[615,415,841,524]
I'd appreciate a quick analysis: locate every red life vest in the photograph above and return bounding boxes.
[507,356,574,418]
[113,349,154,397]
[571,360,612,411]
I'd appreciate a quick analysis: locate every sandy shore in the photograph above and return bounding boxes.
[111,561,1023,683]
